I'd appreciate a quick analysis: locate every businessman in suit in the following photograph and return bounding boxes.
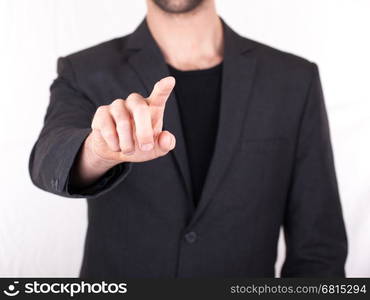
[29,0,347,277]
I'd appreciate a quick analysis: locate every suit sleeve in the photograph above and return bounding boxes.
[281,63,347,277]
[29,57,132,198]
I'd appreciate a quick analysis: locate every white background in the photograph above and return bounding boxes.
[0,0,369,277]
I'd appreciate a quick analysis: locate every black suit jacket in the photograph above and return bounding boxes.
[29,19,347,278]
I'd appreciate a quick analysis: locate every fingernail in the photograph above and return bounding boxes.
[141,143,153,151]
[170,136,175,149]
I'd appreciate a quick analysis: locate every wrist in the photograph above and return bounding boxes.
[71,134,118,188]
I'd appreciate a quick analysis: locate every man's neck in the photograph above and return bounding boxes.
[146,1,224,70]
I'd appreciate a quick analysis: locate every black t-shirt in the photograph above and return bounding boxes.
[168,62,223,206]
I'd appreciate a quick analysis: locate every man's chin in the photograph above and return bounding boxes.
[152,0,204,14]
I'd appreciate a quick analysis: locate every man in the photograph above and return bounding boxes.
[29,0,347,278]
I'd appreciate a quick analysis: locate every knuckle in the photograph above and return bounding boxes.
[126,93,148,108]
[110,100,125,113]
[129,92,142,98]
[125,97,135,107]
[92,106,110,129]
[110,106,129,123]
[96,105,108,114]
[126,92,142,102]
[110,109,124,120]
[91,119,98,129]
[111,98,124,106]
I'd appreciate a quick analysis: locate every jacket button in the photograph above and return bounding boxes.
[51,179,59,190]
[184,231,197,244]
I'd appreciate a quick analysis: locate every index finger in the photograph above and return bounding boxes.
[147,76,176,107]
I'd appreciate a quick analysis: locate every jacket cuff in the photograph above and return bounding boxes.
[56,128,132,198]
[66,162,132,198]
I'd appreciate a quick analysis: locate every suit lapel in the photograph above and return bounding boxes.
[124,20,194,202]
[122,19,258,225]
[188,22,257,227]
